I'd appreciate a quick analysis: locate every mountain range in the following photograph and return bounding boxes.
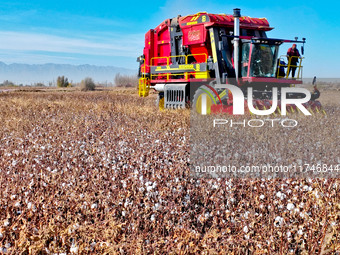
[1,61,339,86]
[0,62,137,85]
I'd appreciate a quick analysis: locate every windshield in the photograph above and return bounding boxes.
[241,43,250,77]
[249,44,279,77]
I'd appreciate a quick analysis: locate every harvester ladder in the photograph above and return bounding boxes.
[138,64,150,97]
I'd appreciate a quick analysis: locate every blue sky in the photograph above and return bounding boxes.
[0,0,339,77]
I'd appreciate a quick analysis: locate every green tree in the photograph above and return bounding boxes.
[57,76,69,87]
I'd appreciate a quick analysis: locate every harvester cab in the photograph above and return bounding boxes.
[137,8,322,113]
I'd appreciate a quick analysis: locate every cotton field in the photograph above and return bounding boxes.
[0,87,339,254]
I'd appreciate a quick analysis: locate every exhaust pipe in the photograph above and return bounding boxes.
[233,8,241,83]
[152,83,165,92]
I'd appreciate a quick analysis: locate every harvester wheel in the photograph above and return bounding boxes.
[192,86,216,115]
[156,92,165,110]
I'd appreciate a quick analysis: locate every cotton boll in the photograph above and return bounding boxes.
[287,203,295,210]
[70,244,79,254]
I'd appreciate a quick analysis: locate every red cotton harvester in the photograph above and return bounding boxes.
[137,8,322,114]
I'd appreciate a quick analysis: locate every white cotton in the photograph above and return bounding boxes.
[275,216,284,226]
[70,244,79,254]
[287,203,295,210]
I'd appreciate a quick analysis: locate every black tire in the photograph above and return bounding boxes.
[192,85,218,114]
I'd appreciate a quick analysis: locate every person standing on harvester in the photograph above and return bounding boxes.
[287,44,300,78]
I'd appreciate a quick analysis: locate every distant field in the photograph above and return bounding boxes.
[0,87,339,254]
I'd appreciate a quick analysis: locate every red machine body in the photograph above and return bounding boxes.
[141,12,273,84]
[137,9,320,112]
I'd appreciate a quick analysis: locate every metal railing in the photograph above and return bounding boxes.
[150,53,208,81]
[150,53,207,66]
[277,55,304,80]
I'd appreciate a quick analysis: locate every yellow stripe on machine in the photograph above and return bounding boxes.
[219,89,227,98]
[210,30,217,63]
[187,21,198,25]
